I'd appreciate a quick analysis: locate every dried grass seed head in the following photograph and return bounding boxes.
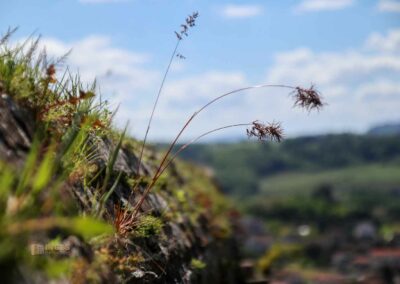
[293,85,324,111]
[175,11,199,40]
[247,121,284,142]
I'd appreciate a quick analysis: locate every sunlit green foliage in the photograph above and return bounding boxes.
[134,215,163,238]
[0,30,116,281]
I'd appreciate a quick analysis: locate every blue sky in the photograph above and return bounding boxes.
[1,0,400,141]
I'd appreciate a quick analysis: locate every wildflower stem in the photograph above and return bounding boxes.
[132,84,297,218]
[136,39,181,175]
[197,84,294,114]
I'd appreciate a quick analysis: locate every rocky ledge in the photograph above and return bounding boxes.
[0,91,243,283]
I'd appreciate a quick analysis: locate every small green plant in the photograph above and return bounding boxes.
[190,258,206,270]
[96,125,128,218]
[0,29,117,282]
[134,215,163,238]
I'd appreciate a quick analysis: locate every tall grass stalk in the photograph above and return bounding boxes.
[136,11,199,175]
[136,40,180,175]
[131,83,322,218]
[157,122,253,179]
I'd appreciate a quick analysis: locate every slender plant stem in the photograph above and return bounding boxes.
[152,84,295,178]
[132,84,297,218]
[156,123,252,179]
[197,84,293,114]
[162,84,294,172]
[136,39,181,175]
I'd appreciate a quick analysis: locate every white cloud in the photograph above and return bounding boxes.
[263,29,400,135]
[20,35,159,137]
[295,0,355,12]
[163,71,246,102]
[79,0,130,4]
[144,71,251,141]
[221,4,263,19]
[38,36,155,92]
[267,49,400,86]
[28,35,252,140]
[355,80,400,101]
[366,29,400,53]
[19,28,400,141]
[378,0,400,12]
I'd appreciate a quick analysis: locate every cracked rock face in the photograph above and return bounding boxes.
[0,93,34,165]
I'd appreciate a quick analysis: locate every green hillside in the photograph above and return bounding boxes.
[245,163,400,224]
[174,134,400,196]
[259,163,400,197]
[173,135,400,228]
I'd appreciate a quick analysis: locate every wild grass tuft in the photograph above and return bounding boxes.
[0,29,120,281]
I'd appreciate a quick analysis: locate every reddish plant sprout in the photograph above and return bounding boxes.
[292,85,324,111]
[247,121,284,142]
[113,204,135,236]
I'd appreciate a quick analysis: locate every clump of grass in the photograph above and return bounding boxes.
[0,29,112,139]
[110,12,326,229]
[113,203,163,237]
[0,28,122,282]
[1,29,130,221]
